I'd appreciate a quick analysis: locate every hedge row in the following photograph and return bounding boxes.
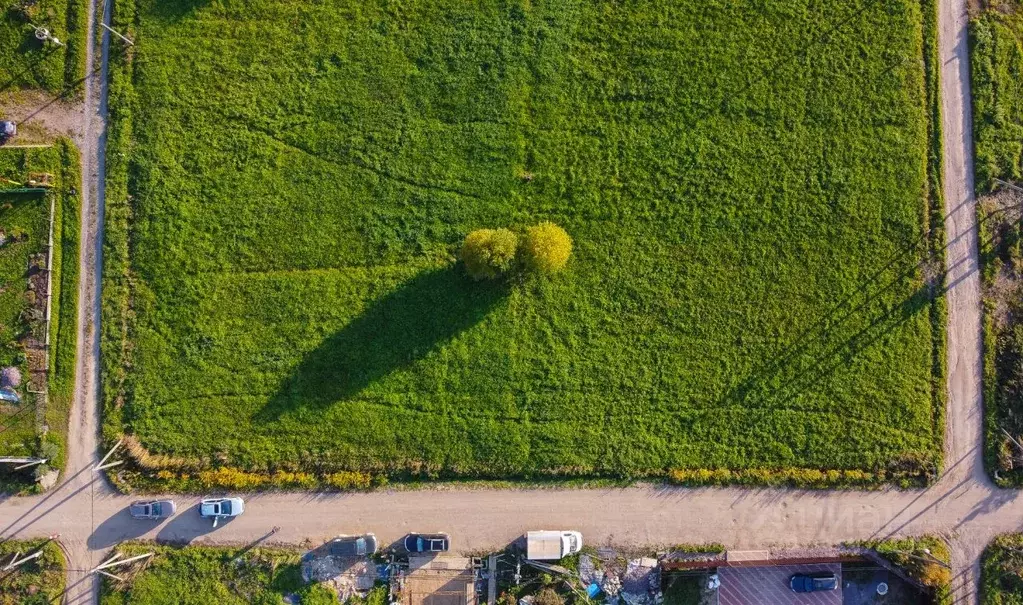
[666,466,929,489]
[113,466,385,493]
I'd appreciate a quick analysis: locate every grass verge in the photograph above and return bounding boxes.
[98,543,336,605]
[981,533,1023,604]
[859,536,952,604]
[0,538,66,604]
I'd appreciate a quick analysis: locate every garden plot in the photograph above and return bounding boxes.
[104,0,944,487]
[0,142,79,492]
[98,544,336,605]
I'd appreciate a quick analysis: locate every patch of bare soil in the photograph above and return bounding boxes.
[0,90,85,145]
[980,189,1023,331]
[989,264,1019,330]
[971,0,1019,16]
[301,548,381,602]
[994,0,1019,14]
[23,250,47,393]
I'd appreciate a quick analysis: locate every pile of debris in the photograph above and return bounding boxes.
[301,548,387,602]
[578,554,661,605]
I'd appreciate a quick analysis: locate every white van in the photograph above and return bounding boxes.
[526,530,583,560]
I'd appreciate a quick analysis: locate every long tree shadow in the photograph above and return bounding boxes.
[87,506,163,550]
[258,265,508,422]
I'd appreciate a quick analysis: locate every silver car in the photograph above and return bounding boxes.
[199,497,244,527]
[129,499,176,520]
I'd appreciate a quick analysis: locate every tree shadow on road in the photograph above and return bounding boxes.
[154,510,236,545]
[257,264,508,422]
[87,506,164,550]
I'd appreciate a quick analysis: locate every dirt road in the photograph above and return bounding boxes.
[1,469,1023,598]
[57,0,112,600]
[0,0,996,602]
[938,0,985,598]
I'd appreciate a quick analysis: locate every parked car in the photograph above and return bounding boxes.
[526,530,583,560]
[129,499,176,520]
[789,572,839,592]
[329,534,378,557]
[198,497,244,527]
[404,533,449,553]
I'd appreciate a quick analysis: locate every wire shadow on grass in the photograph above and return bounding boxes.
[714,204,1016,465]
[148,0,212,24]
[0,44,60,93]
[257,264,509,422]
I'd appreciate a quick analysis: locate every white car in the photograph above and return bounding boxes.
[198,497,244,527]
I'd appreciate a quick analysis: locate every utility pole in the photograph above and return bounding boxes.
[90,551,155,582]
[994,178,1023,196]
[2,536,57,573]
[0,457,48,470]
[29,24,63,47]
[3,549,43,571]
[887,548,952,570]
[100,23,134,46]
[94,439,124,472]
[1001,426,1023,456]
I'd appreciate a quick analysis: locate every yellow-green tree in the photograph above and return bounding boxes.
[521,222,572,274]
[460,228,519,280]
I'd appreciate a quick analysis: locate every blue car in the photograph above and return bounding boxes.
[404,533,449,553]
[789,573,838,592]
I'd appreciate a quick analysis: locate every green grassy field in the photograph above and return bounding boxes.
[970,0,1023,485]
[0,0,86,94]
[0,140,80,491]
[103,0,944,487]
[99,544,336,605]
[973,1,1023,192]
[0,539,66,605]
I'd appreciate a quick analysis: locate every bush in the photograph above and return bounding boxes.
[521,222,572,274]
[461,228,519,280]
[37,440,60,461]
[198,467,268,490]
[1,366,22,388]
[919,562,952,587]
[535,588,565,605]
[323,470,373,490]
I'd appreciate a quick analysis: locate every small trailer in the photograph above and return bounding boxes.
[0,121,15,143]
[525,530,583,561]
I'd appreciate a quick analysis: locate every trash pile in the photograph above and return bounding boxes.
[301,551,386,602]
[578,555,661,605]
